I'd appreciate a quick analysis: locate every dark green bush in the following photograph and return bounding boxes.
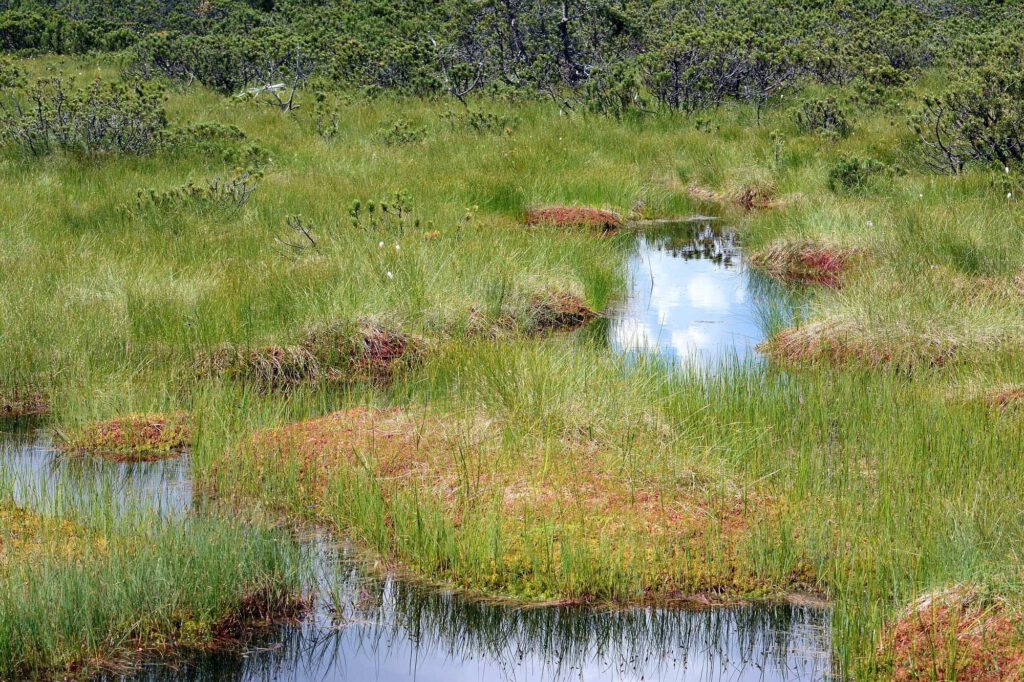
[912,67,1024,173]
[795,97,851,138]
[378,119,426,146]
[0,78,167,156]
[827,156,885,192]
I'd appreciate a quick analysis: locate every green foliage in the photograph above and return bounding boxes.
[349,191,420,234]
[794,97,851,138]
[134,167,263,211]
[162,122,270,167]
[582,62,647,118]
[0,77,167,156]
[0,9,120,53]
[378,118,426,145]
[913,66,1024,173]
[0,54,22,88]
[444,107,514,134]
[853,60,910,107]
[827,156,885,192]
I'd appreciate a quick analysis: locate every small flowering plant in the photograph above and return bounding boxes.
[990,166,1023,203]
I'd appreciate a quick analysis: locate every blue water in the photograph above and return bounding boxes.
[609,222,794,366]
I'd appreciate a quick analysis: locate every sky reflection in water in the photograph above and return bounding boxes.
[609,223,794,367]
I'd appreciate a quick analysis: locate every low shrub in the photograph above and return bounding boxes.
[794,97,851,138]
[827,156,887,192]
[0,78,167,156]
[378,118,426,145]
[134,167,263,211]
[349,191,420,234]
[913,67,1024,173]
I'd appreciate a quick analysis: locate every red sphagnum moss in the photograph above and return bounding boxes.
[882,587,1024,682]
[524,207,622,231]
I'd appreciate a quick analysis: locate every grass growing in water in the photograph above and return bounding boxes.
[0,480,305,678]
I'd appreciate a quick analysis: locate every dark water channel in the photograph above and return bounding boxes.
[2,228,825,680]
[609,222,798,366]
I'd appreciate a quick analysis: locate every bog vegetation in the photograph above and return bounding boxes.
[2,0,1024,679]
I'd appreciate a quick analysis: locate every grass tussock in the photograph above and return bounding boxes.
[749,241,861,287]
[687,179,787,211]
[61,412,191,462]
[759,319,958,371]
[881,586,1024,682]
[524,207,622,232]
[197,320,424,391]
[467,290,599,338]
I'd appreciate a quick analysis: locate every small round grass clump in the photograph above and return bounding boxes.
[524,207,622,232]
[196,320,425,392]
[64,413,191,462]
[749,241,861,288]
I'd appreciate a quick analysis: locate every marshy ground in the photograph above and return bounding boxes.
[3,54,1024,680]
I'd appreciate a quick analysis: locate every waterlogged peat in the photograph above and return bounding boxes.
[609,222,798,366]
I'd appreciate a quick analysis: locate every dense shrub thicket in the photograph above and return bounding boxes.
[1,1,1023,172]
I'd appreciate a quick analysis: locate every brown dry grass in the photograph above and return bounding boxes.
[985,386,1024,410]
[1,390,49,419]
[881,587,1024,682]
[687,181,789,211]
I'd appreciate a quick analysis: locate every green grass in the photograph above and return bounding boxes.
[0,472,305,679]
[4,55,1024,678]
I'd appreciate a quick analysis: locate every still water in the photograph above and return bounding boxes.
[1,427,832,682]
[609,222,796,365]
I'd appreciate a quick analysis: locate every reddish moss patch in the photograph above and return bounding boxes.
[64,413,191,462]
[882,588,1024,682]
[523,291,598,332]
[524,207,622,232]
[1,390,49,419]
[749,242,861,287]
[197,321,424,391]
[759,320,956,371]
